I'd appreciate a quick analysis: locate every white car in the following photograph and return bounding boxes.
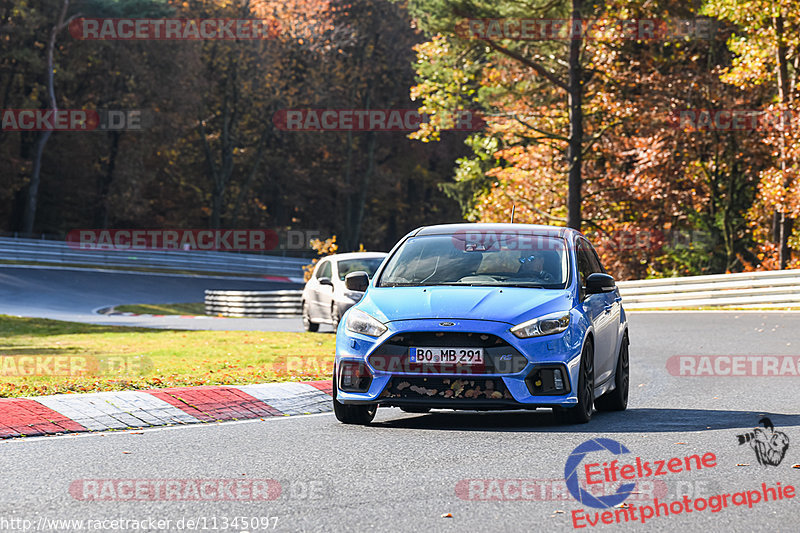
[302,252,388,332]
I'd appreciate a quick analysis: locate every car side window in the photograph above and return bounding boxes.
[576,241,593,289]
[585,241,604,274]
[590,247,606,274]
[316,260,332,279]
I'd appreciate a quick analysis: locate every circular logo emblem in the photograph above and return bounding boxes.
[564,438,636,508]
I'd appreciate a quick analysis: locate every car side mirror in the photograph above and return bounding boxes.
[585,273,616,294]
[345,271,369,292]
[319,277,333,286]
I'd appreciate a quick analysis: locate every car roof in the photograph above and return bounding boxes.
[327,252,388,261]
[411,223,578,238]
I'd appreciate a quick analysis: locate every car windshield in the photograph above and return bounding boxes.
[337,257,385,281]
[377,233,569,288]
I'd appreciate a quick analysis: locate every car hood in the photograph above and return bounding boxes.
[356,286,572,326]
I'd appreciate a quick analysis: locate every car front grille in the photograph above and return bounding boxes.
[368,332,529,375]
[380,377,514,401]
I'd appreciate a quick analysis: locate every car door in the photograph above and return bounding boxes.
[310,259,333,320]
[577,238,616,387]
[314,259,334,320]
[588,243,622,371]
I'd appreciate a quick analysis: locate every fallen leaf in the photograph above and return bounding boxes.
[736,463,750,466]
[441,513,453,518]
[792,464,800,469]
[674,442,687,444]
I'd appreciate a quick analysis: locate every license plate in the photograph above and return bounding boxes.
[409,347,484,365]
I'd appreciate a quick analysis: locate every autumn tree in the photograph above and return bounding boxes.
[703,0,800,269]
[404,0,606,230]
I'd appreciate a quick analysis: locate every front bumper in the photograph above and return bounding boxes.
[335,317,584,409]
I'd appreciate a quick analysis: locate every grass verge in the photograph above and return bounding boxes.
[112,303,206,315]
[0,315,334,398]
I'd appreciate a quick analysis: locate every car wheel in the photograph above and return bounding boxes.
[400,406,430,413]
[332,370,377,425]
[331,304,340,331]
[595,334,629,412]
[302,301,319,332]
[558,340,594,424]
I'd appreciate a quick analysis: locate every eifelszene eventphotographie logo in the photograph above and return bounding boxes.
[565,438,637,508]
[564,437,718,509]
[737,417,790,467]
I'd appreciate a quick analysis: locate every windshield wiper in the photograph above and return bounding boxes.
[380,281,556,288]
[418,282,476,286]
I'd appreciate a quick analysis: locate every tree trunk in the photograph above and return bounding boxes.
[352,131,377,247]
[341,130,355,249]
[775,14,793,269]
[23,0,71,233]
[231,127,269,227]
[24,130,51,234]
[200,47,240,230]
[94,131,121,228]
[566,0,584,231]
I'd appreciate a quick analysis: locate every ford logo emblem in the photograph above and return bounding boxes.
[439,322,456,327]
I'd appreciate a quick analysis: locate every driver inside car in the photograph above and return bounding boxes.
[516,254,555,283]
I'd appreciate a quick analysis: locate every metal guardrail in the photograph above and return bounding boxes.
[205,290,303,318]
[7,233,794,312]
[617,269,800,309]
[0,236,308,278]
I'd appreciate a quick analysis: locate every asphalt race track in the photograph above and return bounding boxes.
[0,265,306,331]
[1,312,799,532]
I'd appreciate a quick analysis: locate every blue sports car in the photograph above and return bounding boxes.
[333,223,629,425]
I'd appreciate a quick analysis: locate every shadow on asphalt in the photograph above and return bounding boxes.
[370,408,800,433]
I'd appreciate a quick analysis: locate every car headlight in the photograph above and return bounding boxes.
[510,311,570,339]
[345,308,387,337]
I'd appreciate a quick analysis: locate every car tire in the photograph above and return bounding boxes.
[302,301,319,332]
[331,304,340,331]
[332,370,377,425]
[400,406,430,413]
[595,334,629,412]
[557,340,594,424]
